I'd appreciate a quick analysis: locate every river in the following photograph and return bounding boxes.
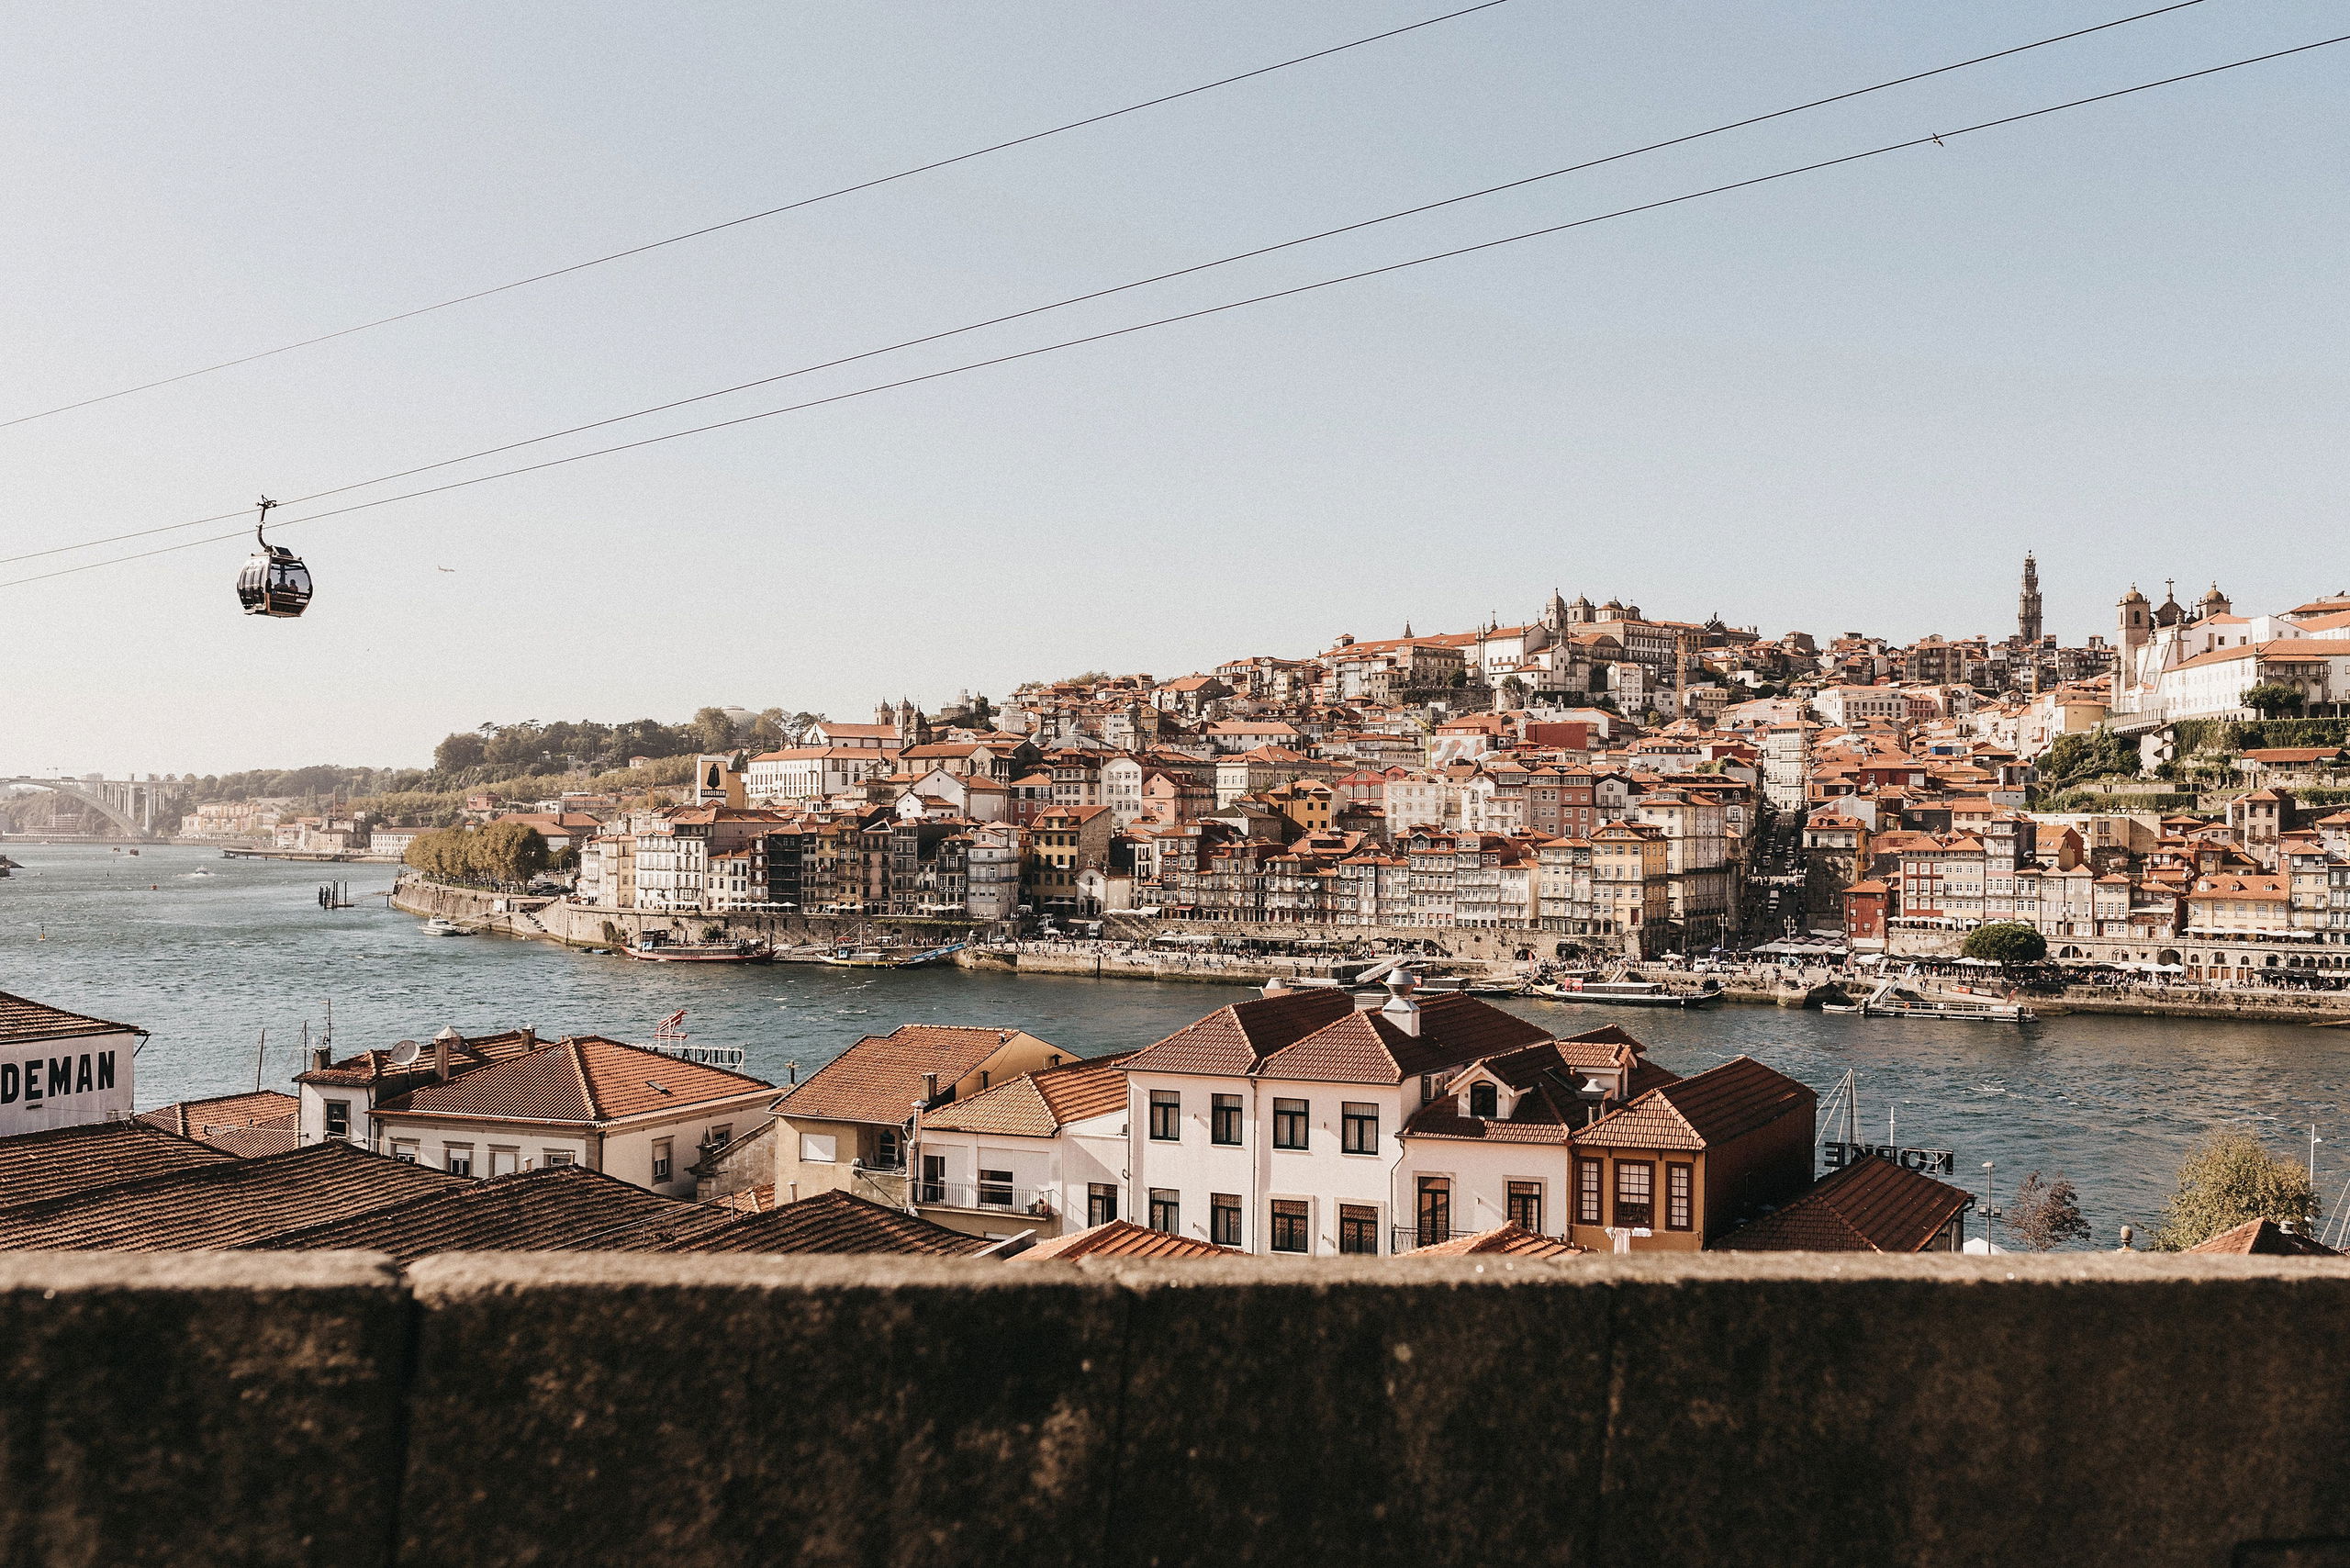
[5,843,2344,1244]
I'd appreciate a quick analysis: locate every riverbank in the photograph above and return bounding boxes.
[393,877,2350,1024]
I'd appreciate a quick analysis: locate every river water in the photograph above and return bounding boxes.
[5,844,2344,1244]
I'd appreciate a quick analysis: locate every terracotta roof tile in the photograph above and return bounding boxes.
[922,1052,1135,1137]
[0,1140,471,1251]
[136,1090,299,1151]
[1413,1223,1583,1258]
[254,1165,699,1263]
[1123,990,1357,1076]
[0,991,143,1046]
[780,1025,1059,1126]
[1574,1056,1813,1151]
[1256,994,1551,1085]
[621,1189,991,1256]
[2186,1217,2339,1256]
[0,1119,236,1209]
[1017,1219,1240,1260]
[1715,1157,1971,1252]
[376,1036,771,1125]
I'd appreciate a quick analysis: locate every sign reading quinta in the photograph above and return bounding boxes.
[0,991,142,1138]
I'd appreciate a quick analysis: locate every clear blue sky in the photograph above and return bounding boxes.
[2,1,2344,776]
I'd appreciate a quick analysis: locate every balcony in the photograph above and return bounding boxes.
[912,1180,1057,1220]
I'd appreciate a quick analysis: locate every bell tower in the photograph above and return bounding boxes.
[2018,554,2043,644]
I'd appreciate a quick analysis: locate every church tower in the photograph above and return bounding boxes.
[2018,554,2044,644]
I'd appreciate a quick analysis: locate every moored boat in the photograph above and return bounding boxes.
[420,916,474,937]
[624,938,769,963]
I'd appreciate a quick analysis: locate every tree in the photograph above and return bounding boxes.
[2152,1131,2321,1250]
[690,706,738,753]
[2243,682,2307,719]
[2006,1170,2090,1250]
[431,732,487,775]
[1963,922,2047,964]
[2036,726,2139,791]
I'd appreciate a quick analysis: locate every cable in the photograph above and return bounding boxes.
[0,0,2214,569]
[5,31,2342,594]
[0,1,1516,433]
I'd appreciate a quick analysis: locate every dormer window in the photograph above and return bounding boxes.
[1468,1081,1498,1119]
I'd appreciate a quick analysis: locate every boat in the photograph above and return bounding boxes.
[1531,977,1724,1009]
[891,941,968,969]
[420,916,475,937]
[1460,980,1528,997]
[1821,980,2034,1024]
[624,937,770,963]
[823,947,903,969]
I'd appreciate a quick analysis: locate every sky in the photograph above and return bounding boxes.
[1,0,2344,777]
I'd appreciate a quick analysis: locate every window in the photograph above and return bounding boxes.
[1211,1093,1243,1145]
[1338,1204,1380,1255]
[1148,1189,1181,1234]
[323,1099,351,1138]
[1614,1160,1654,1229]
[919,1155,946,1204]
[1415,1179,1450,1247]
[652,1140,674,1182]
[543,1150,576,1168]
[873,1127,901,1170]
[1272,1098,1309,1149]
[1507,1181,1543,1233]
[1149,1090,1181,1141]
[487,1147,519,1179]
[706,1125,732,1149]
[1088,1183,1118,1226]
[799,1132,838,1164]
[444,1146,474,1177]
[1576,1159,1604,1225]
[979,1168,1014,1208]
[1270,1198,1310,1253]
[390,1139,419,1164]
[1665,1162,1695,1231]
[1211,1193,1242,1247]
[1467,1081,1498,1119]
[1341,1103,1379,1154]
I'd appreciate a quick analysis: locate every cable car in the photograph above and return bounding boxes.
[236,497,311,618]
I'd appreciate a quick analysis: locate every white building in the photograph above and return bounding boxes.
[1118,979,1554,1256]
[910,1053,1134,1240]
[296,1027,773,1197]
[0,991,141,1138]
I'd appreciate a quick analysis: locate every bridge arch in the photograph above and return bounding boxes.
[0,779,152,838]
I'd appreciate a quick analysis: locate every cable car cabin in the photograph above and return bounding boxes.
[238,544,311,618]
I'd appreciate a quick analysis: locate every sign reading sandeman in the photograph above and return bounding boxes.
[0,991,142,1138]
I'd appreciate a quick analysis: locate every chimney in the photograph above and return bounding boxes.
[787,1060,800,1086]
[1381,969,1421,1037]
[432,1025,460,1081]
[520,1026,536,1047]
[921,1071,939,1106]
[309,1046,330,1072]
[1261,974,1290,998]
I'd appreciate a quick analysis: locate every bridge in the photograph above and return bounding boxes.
[0,776,182,839]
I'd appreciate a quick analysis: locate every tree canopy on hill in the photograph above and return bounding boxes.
[404,823,549,888]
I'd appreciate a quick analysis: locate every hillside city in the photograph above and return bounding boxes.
[147,562,2350,987]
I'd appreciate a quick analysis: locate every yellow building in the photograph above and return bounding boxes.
[1590,822,1671,949]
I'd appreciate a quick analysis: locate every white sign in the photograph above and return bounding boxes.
[0,1032,137,1137]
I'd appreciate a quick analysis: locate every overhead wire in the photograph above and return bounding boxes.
[0,0,1517,433]
[0,0,2216,570]
[6,32,2343,593]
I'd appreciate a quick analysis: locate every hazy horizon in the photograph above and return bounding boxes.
[5,1,2344,776]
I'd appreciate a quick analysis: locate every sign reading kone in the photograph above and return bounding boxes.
[1821,1140,1955,1176]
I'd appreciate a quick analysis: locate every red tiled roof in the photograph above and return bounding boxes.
[297,1027,547,1088]
[0,1140,470,1252]
[375,1036,771,1125]
[254,1165,702,1263]
[0,991,144,1046]
[137,1090,299,1149]
[921,1052,1135,1137]
[1123,990,1357,1076]
[621,1189,991,1256]
[0,1119,236,1210]
[1573,1056,1813,1151]
[1413,1223,1583,1258]
[1017,1219,1240,1260]
[1714,1157,1971,1252]
[2186,1217,2339,1257]
[1256,993,1552,1085]
[780,1025,1058,1126]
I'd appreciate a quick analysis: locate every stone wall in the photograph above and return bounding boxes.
[11,1249,2350,1566]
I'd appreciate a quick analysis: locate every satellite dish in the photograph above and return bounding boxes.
[390,1039,421,1067]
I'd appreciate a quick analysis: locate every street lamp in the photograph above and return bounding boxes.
[1981,1159,1997,1250]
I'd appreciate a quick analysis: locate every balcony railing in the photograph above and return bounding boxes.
[911,1180,1056,1218]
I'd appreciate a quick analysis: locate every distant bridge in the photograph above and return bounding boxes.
[0,777,181,839]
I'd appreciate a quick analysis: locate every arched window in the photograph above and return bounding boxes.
[1468,1082,1498,1119]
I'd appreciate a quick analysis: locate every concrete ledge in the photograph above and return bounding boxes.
[0,1251,408,1568]
[6,1251,2349,1565]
